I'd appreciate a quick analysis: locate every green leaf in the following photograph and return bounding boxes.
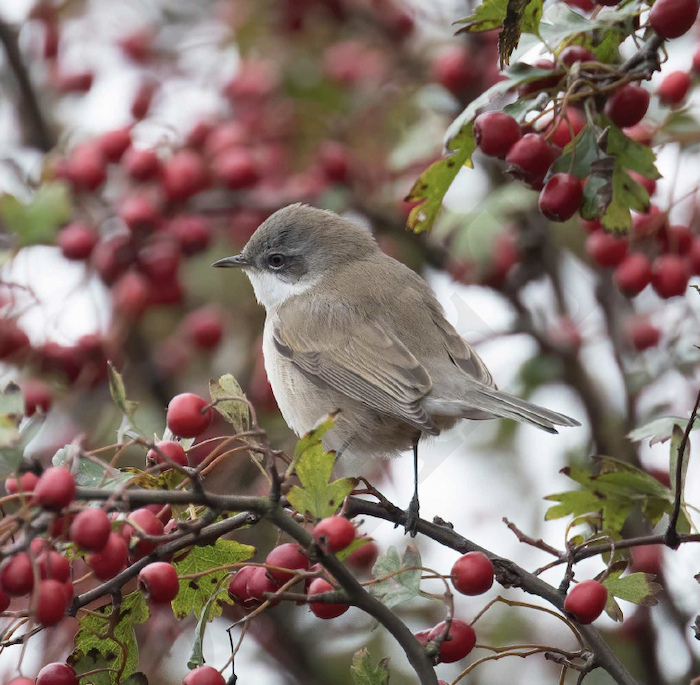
[406,123,476,234]
[500,0,544,67]
[286,417,357,519]
[369,545,422,610]
[604,118,661,180]
[209,374,250,433]
[669,424,689,496]
[70,591,149,685]
[592,28,624,63]
[548,124,600,180]
[603,571,662,615]
[657,108,700,146]
[0,414,43,479]
[351,648,390,685]
[108,363,138,421]
[53,447,133,489]
[172,539,254,620]
[187,578,231,669]
[628,416,692,445]
[0,182,72,246]
[337,536,373,563]
[455,0,508,32]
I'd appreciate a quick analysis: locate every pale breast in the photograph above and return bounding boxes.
[262,316,330,437]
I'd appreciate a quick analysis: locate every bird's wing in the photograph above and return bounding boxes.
[429,309,495,387]
[272,300,438,435]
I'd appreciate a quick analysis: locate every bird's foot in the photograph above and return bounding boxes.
[404,493,420,537]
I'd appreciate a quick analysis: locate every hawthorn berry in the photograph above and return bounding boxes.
[186,121,214,149]
[313,516,356,552]
[630,545,663,575]
[213,148,260,189]
[167,393,213,438]
[123,147,161,181]
[119,28,154,63]
[168,216,211,255]
[8,679,34,685]
[246,566,280,604]
[658,71,691,106]
[34,467,75,511]
[628,171,656,197]
[0,321,30,360]
[473,112,521,159]
[517,59,561,96]
[147,441,188,469]
[550,109,586,149]
[122,508,165,558]
[91,234,135,284]
[66,144,107,191]
[228,566,258,607]
[563,579,608,624]
[183,666,226,685]
[97,127,132,163]
[451,552,494,595]
[628,318,661,351]
[505,134,558,186]
[604,85,650,128]
[88,532,128,579]
[34,579,67,625]
[428,619,477,663]
[632,206,667,237]
[538,173,583,222]
[131,79,157,119]
[318,141,350,182]
[58,222,98,260]
[432,46,474,93]
[585,231,628,267]
[183,308,224,350]
[0,586,10,612]
[652,254,690,298]
[36,663,79,685]
[265,543,309,582]
[345,538,379,571]
[22,379,52,416]
[138,561,180,603]
[649,0,699,38]
[559,45,595,67]
[119,194,160,233]
[162,150,209,202]
[138,241,180,282]
[70,508,112,552]
[112,272,151,318]
[5,472,40,497]
[307,577,349,619]
[614,254,652,296]
[660,224,693,255]
[1,553,34,595]
[37,549,70,583]
[689,238,700,274]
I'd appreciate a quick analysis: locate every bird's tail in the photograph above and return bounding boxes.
[426,386,580,434]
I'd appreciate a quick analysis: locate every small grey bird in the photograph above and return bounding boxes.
[213,204,579,531]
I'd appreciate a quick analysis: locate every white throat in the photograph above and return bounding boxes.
[243,269,318,310]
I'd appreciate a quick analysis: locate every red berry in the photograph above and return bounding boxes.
[630,545,663,575]
[624,123,655,146]
[628,317,661,350]
[307,577,349,619]
[66,145,106,191]
[580,218,602,233]
[652,254,690,298]
[1,553,34,595]
[34,579,67,625]
[186,121,214,149]
[6,472,39,497]
[505,134,558,185]
[658,70,692,105]
[694,46,700,74]
[119,28,154,63]
[131,80,157,119]
[451,552,494,596]
[550,109,586,149]
[167,393,213,438]
[689,238,700,274]
[564,579,608,624]
[586,231,628,267]
[649,0,699,38]
[246,566,280,604]
[0,586,10,612]
[22,379,52,416]
[539,173,583,222]
[428,619,477,663]
[112,272,151,318]
[228,566,258,607]
[567,0,596,8]
[34,467,75,511]
[604,85,650,128]
[54,70,94,94]
[36,663,78,685]
[203,122,247,157]
[8,679,34,685]
[632,205,667,237]
[162,150,209,203]
[265,543,309,583]
[318,142,350,182]
[138,561,180,603]
[147,440,188,469]
[138,241,180,282]
[213,148,260,189]
[432,46,474,93]
[58,222,98,260]
[0,321,30,360]
[123,147,161,181]
[88,532,128,579]
[614,253,652,296]
[122,508,164,558]
[345,539,379,571]
[70,508,111,552]
[168,216,211,255]
[183,308,224,350]
[37,550,70,583]
[119,194,160,232]
[91,234,135,284]
[97,127,132,163]
[518,59,561,96]
[313,517,356,552]
[559,46,595,66]
[183,666,226,685]
[628,171,656,197]
[474,112,521,159]
[660,224,693,254]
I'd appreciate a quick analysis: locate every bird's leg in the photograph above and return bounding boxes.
[405,439,420,537]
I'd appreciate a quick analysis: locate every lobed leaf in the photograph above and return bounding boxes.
[351,649,390,685]
[369,545,423,610]
[209,374,250,433]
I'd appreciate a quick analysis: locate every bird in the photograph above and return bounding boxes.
[213,203,580,533]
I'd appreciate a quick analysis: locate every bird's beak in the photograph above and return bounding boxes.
[211,254,250,269]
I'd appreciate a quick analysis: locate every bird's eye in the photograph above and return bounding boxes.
[266,253,286,269]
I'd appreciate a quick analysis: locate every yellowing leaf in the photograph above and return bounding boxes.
[108,363,138,420]
[602,570,662,620]
[209,374,250,433]
[456,0,508,32]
